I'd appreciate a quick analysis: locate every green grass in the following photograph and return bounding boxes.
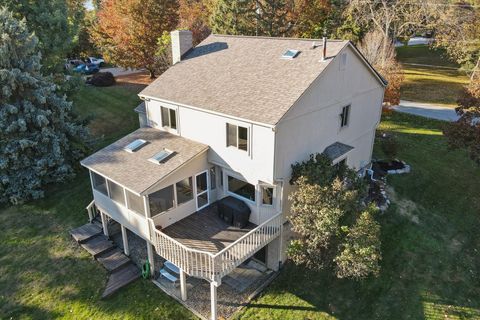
[0,85,196,320]
[237,112,480,320]
[396,45,458,68]
[2,86,480,319]
[396,45,470,106]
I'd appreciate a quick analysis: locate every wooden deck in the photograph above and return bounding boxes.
[160,204,256,254]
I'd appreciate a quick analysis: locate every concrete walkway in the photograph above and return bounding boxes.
[393,100,460,121]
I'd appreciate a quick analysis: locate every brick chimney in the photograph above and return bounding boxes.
[171,30,193,65]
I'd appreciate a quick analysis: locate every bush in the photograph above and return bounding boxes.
[378,132,399,159]
[86,72,116,87]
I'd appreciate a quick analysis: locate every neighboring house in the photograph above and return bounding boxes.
[81,30,386,319]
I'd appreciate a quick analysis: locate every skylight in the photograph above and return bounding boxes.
[281,49,300,59]
[149,149,173,164]
[124,139,147,153]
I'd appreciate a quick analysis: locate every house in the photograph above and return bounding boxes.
[80,30,386,319]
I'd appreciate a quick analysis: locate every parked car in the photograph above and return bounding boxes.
[73,63,100,75]
[86,57,105,67]
[64,59,83,70]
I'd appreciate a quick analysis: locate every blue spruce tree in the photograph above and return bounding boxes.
[0,8,89,204]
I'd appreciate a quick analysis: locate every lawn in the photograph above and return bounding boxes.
[1,85,480,319]
[396,45,470,106]
[0,84,196,320]
[237,112,480,320]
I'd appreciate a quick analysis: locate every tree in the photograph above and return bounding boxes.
[287,154,381,279]
[434,2,480,80]
[92,0,179,78]
[3,0,83,70]
[357,29,404,105]
[178,0,212,45]
[70,10,99,58]
[209,0,256,35]
[345,0,435,42]
[0,8,89,204]
[444,77,480,164]
[255,0,293,36]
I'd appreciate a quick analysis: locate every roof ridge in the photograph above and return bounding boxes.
[211,33,348,43]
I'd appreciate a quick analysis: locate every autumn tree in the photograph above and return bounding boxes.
[434,2,480,80]
[0,8,89,204]
[255,0,293,36]
[357,29,404,105]
[92,0,179,78]
[178,0,211,45]
[287,154,381,279]
[444,77,480,164]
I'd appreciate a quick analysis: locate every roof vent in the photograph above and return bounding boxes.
[281,49,300,59]
[124,139,147,153]
[149,149,173,164]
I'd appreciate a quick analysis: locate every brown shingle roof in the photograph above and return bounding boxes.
[139,35,350,125]
[81,128,208,194]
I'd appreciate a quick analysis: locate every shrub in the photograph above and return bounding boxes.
[380,133,399,159]
[86,72,116,87]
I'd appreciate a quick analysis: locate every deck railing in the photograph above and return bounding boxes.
[147,213,283,282]
[86,200,96,222]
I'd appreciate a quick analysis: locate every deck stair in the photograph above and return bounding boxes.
[159,261,180,285]
[70,221,140,298]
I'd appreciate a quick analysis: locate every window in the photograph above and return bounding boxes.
[228,176,256,202]
[261,186,274,205]
[108,180,125,204]
[209,167,216,190]
[126,190,145,215]
[281,49,300,59]
[92,172,108,196]
[149,149,173,164]
[161,106,177,129]
[149,185,174,215]
[220,169,224,187]
[176,177,193,205]
[340,105,350,127]
[226,123,248,151]
[124,139,147,153]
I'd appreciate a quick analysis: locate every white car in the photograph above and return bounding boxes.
[86,57,105,66]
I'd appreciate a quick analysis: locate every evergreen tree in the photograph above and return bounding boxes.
[209,0,256,35]
[0,8,89,204]
[3,0,81,70]
[256,0,293,36]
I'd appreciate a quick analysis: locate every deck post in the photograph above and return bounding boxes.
[146,242,155,277]
[210,281,218,320]
[180,268,187,301]
[121,225,129,256]
[101,212,109,237]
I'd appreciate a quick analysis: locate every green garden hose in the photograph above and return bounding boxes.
[142,261,150,279]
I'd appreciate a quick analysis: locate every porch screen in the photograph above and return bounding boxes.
[149,185,174,215]
[126,190,145,215]
[176,177,193,205]
[107,180,125,205]
[92,172,108,196]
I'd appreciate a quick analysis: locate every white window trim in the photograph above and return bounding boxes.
[226,122,250,153]
[259,184,275,207]
[160,105,179,134]
[226,174,257,205]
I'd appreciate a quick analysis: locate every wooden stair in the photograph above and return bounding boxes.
[71,221,141,299]
[102,263,141,298]
[81,235,115,258]
[97,248,131,272]
[70,223,103,243]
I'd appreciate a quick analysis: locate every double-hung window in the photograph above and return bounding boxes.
[340,105,350,128]
[261,186,274,206]
[226,123,248,151]
[161,106,177,130]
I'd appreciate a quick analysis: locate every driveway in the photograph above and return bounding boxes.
[392,100,460,121]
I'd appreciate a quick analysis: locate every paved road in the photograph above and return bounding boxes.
[392,100,460,122]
